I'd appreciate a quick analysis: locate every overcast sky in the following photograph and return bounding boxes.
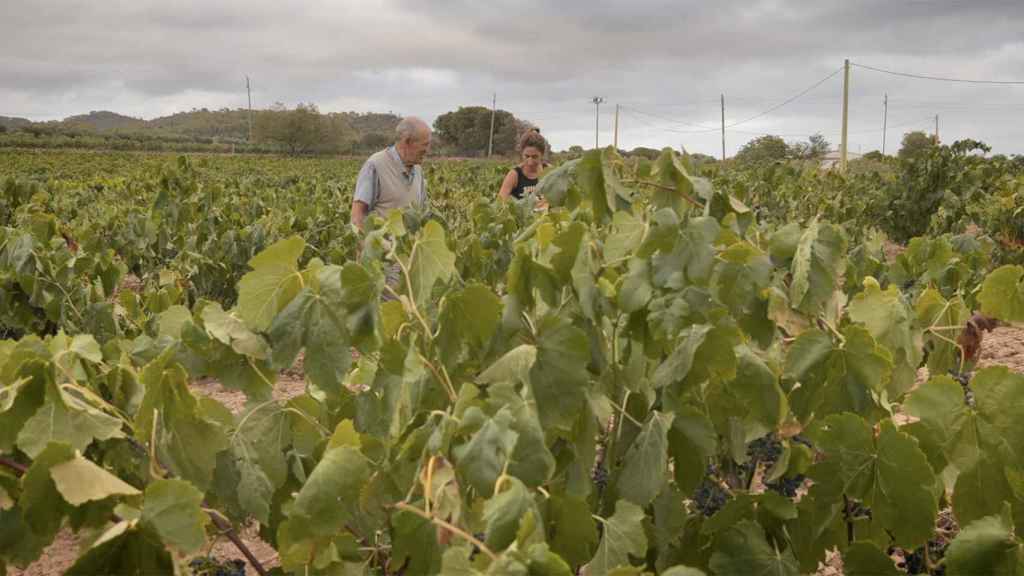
[2,0,1023,155]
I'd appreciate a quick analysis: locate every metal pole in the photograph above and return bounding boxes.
[882,92,888,155]
[487,92,496,157]
[591,97,605,149]
[935,114,939,144]
[721,94,726,161]
[613,104,619,150]
[246,75,253,143]
[840,59,850,172]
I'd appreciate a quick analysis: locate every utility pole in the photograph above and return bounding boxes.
[840,58,850,172]
[613,104,620,150]
[246,75,253,142]
[882,92,888,155]
[487,92,497,158]
[935,114,940,144]
[591,97,605,149]
[720,94,726,161]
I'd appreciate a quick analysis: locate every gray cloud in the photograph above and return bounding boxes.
[1,0,1022,154]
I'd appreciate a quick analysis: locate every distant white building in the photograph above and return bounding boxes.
[820,149,862,170]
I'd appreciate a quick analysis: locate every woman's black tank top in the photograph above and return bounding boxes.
[510,166,539,199]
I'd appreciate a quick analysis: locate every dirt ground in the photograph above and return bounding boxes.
[12,321,1023,575]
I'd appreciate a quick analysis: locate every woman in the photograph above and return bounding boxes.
[498,130,547,200]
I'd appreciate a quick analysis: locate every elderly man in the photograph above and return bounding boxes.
[350,116,431,229]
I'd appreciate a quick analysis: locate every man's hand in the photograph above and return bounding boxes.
[351,200,370,230]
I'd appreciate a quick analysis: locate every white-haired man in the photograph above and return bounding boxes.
[350,116,431,229]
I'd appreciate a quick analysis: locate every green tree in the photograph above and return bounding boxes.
[254,103,349,155]
[433,106,527,157]
[898,131,936,161]
[735,135,789,164]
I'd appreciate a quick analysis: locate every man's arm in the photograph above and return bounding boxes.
[352,161,377,229]
[351,200,371,229]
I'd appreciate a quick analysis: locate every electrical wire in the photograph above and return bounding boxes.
[724,66,844,128]
[851,62,1024,85]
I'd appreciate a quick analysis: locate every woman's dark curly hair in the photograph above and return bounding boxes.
[518,130,547,154]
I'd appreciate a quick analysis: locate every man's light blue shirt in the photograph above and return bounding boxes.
[353,146,427,212]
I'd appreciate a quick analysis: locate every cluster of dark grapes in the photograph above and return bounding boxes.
[591,461,608,495]
[189,557,246,576]
[747,435,782,466]
[766,474,806,498]
[947,369,975,407]
[692,465,732,517]
[895,537,948,575]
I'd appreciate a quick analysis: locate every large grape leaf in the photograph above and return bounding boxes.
[135,349,230,491]
[528,314,590,433]
[915,288,969,374]
[49,454,140,506]
[485,383,555,488]
[547,493,599,566]
[784,326,891,425]
[842,542,901,576]
[140,478,208,554]
[808,414,937,548]
[945,503,1024,575]
[588,500,648,576]
[709,520,799,576]
[979,265,1024,323]
[288,446,371,537]
[667,405,718,494]
[604,210,646,264]
[16,377,125,459]
[903,370,1024,527]
[64,521,174,575]
[453,407,519,498]
[847,277,923,398]
[268,284,350,399]
[19,443,75,540]
[237,235,305,332]
[651,217,720,289]
[483,476,541,552]
[200,302,270,359]
[406,220,456,307]
[389,507,443,576]
[617,411,673,506]
[789,219,847,315]
[437,283,502,365]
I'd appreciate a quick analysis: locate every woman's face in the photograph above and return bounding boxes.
[522,146,543,171]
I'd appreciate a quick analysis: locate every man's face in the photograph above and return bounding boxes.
[403,130,431,165]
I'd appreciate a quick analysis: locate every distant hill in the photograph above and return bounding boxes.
[149,108,252,140]
[0,116,33,131]
[59,111,147,132]
[0,107,417,155]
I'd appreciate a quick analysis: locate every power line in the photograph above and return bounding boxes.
[851,62,1024,85]
[725,66,844,128]
[619,105,718,130]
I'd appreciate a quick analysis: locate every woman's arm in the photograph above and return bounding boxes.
[498,169,518,200]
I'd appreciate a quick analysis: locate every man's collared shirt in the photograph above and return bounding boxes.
[353,145,427,213]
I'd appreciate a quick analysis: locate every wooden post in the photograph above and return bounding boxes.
[840,59,850,172]
[487,92,496,157]
[613,104,620,150]
[882,93,888,155]
[591,97,605,148]
[246,76,253,143]
[720,94,726,161]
